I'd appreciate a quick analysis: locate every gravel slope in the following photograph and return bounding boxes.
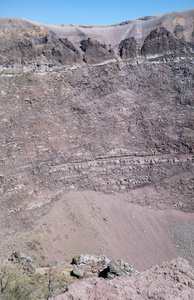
[2,191,193,271]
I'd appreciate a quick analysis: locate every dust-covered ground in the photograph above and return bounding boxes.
[2,190,193,271]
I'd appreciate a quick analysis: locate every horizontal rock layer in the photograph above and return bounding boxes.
[0,9,193,242]
[0,57,193,234]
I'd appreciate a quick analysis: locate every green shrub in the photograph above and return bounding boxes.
[0,267,41,300]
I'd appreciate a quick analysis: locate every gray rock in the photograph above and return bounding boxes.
[141,27,191,57]
[80,38,114,64]
[24,262,36,274]
[72,254,110,266]
[72,264,86,278]
[107,260,123,277]
[71,254,138,279]
[25,256,33,263]
[9,252,36,273]
[119,37,137,59]
[10,252,22,262]
[55,261,65,266]
[107,273,115,279]
[99,259,138,279]
[117,259,139,276]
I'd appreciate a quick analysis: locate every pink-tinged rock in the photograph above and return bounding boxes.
[52,257,194,300]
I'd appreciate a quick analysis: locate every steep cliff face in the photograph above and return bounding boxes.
[0,9,193,243]
[80,38,114,63]
[141,26,192,56]
[119,37,137,59]
[0,31,82,66]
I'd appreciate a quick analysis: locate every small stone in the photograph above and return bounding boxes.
[27,262,36,274]
[10,252,22,263]
[25,256,33,263]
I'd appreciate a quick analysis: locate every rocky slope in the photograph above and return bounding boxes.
[0,9,193,274]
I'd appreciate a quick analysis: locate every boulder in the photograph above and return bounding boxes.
[71,264,86,278]
[23,262,36,274]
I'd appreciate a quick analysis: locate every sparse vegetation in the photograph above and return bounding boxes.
[0,265,67,299]
[0,266,41,300]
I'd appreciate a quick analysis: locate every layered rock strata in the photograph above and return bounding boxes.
[0,9,193,241]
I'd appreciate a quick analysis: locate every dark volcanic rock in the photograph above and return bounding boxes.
[80,38,114,64]
[0,32,81,67]
[141,27,191,56]
[10,251,22,263]
[174,24,185,39]
[41,35,81,65]
[119,37,137,59]
[99,259,138,279]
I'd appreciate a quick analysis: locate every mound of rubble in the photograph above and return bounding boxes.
[71,254,138,279]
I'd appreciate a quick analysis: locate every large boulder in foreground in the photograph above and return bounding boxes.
[52,257,194,300]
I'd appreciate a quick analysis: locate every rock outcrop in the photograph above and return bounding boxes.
[71,254,138,279]
[52,257,194,300]
[0,32,82,67]
[119,37,137,59]
[80,38,114,64]
[141,27,191,57]
[0,9,193,68]
[0,56,193,233]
